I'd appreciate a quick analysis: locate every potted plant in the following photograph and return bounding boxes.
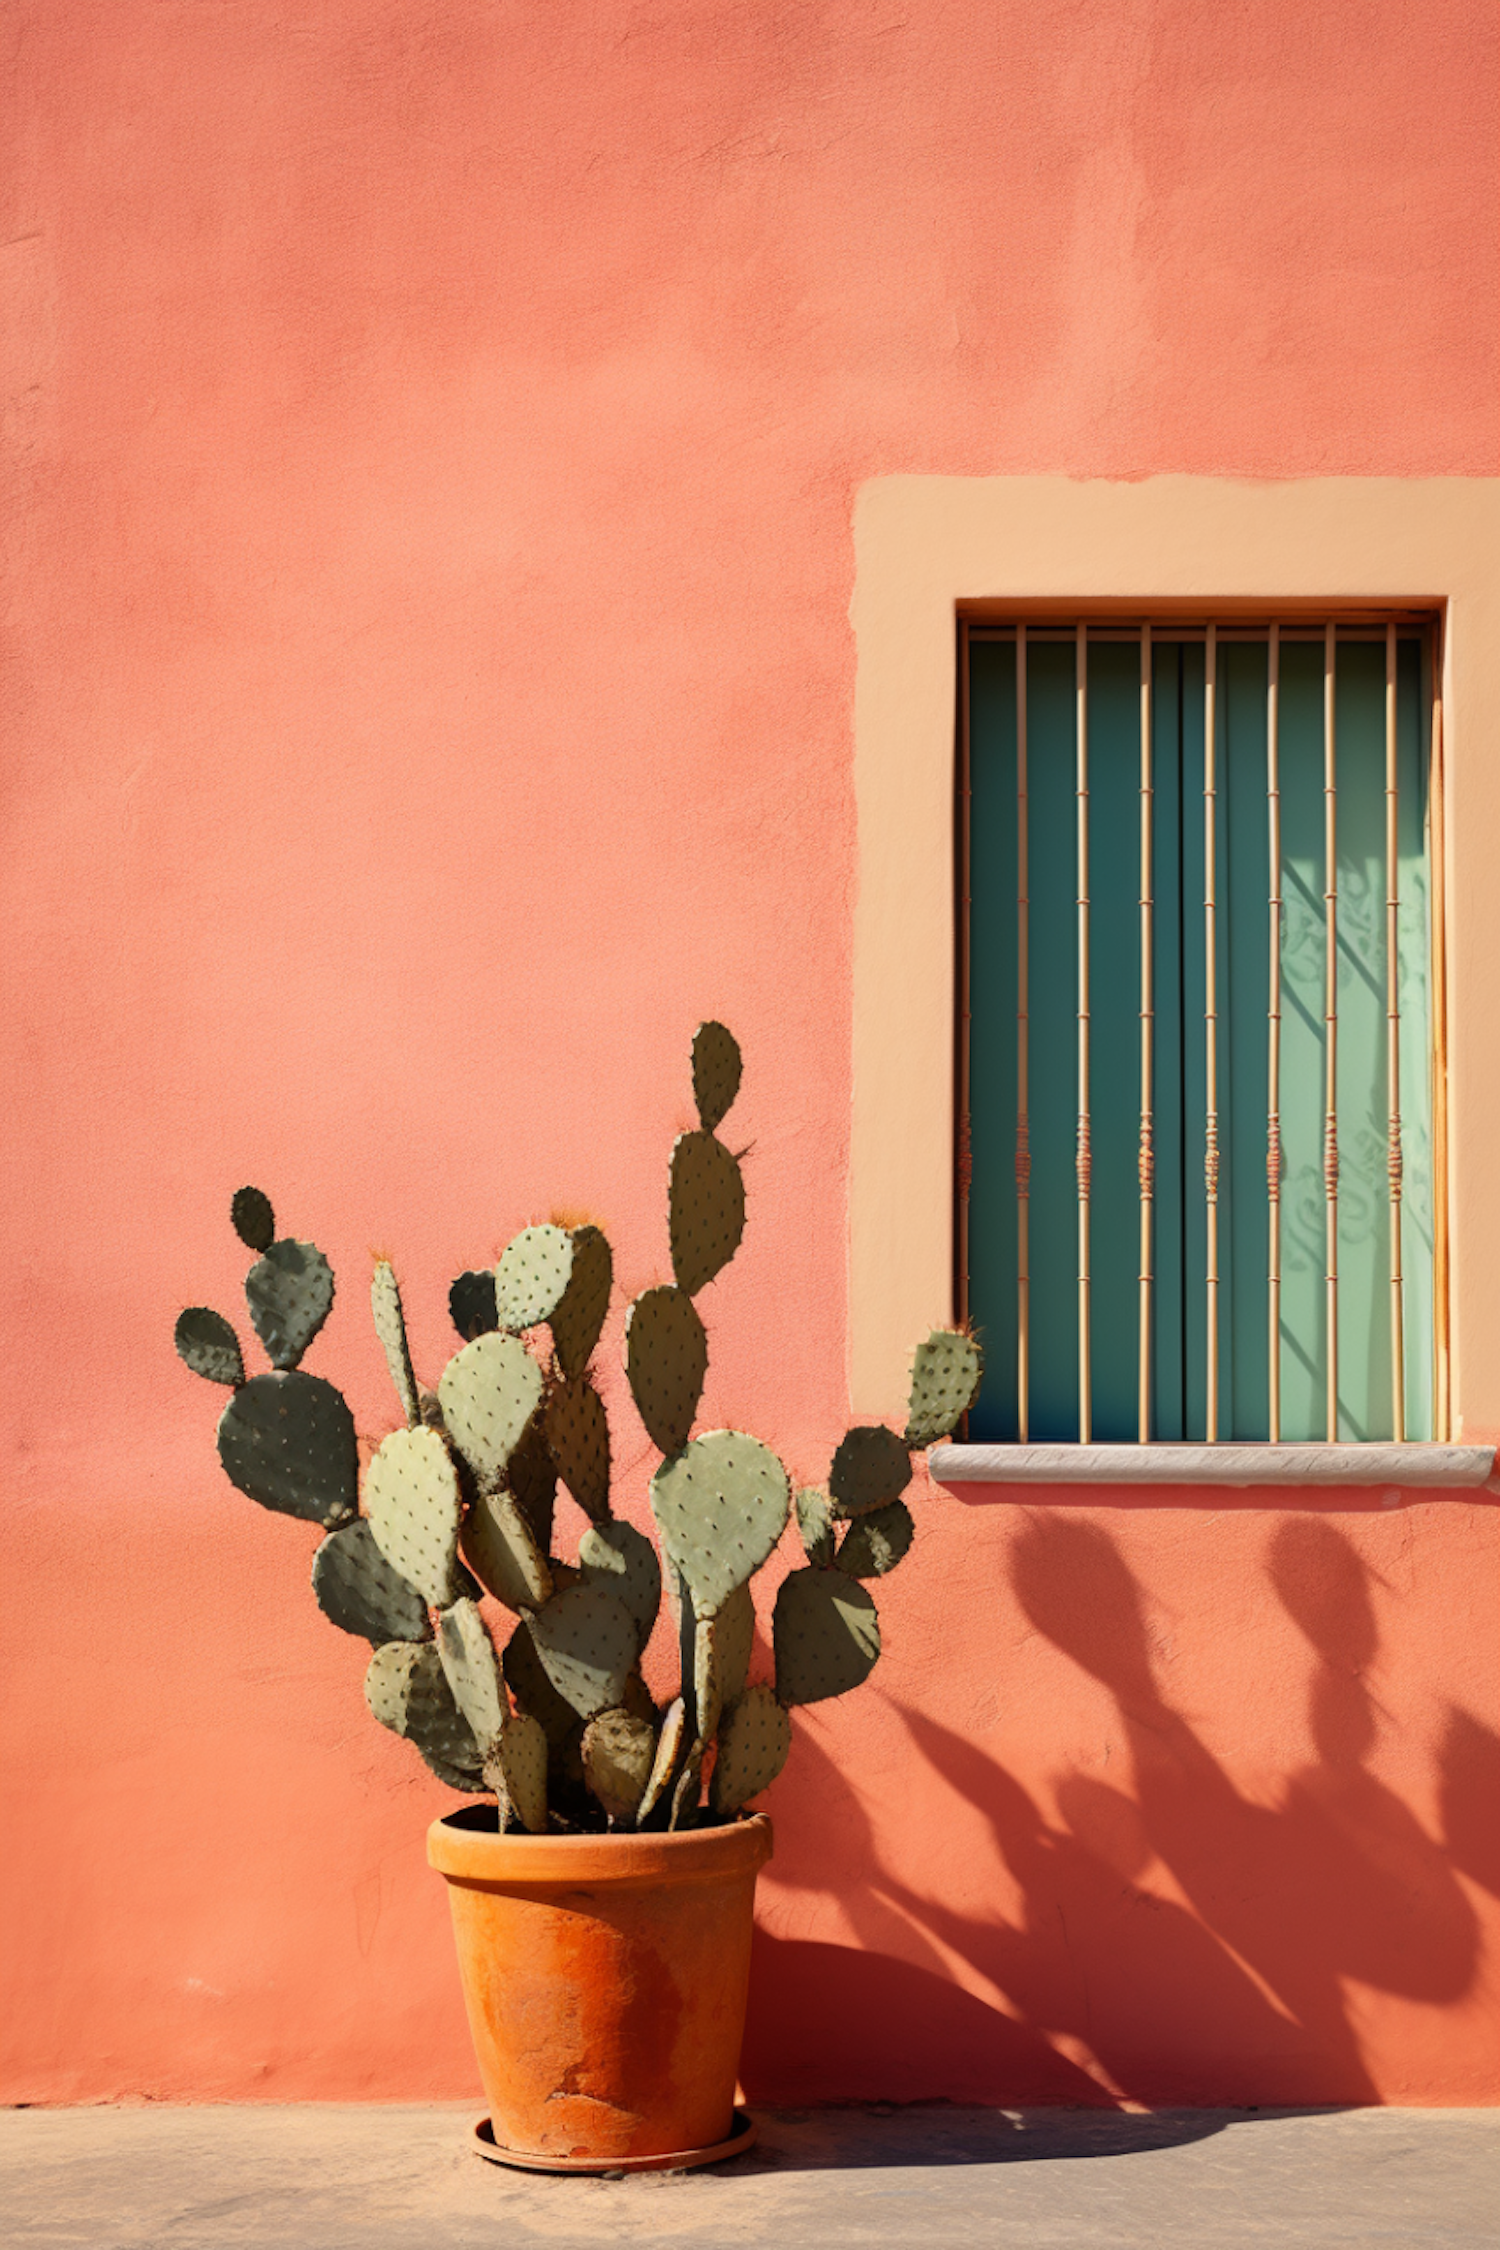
[173,1025,981,2171]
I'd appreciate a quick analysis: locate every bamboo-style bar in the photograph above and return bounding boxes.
[1075,622,1092,1443]
[1324,623,1340,1442]
[1138,623,1153,1443]
[976,616,1437,1451]
[1203,623,1220,1442]
[1015,622,1030,1443]
[1266,622,1283,1442]
[1385,623,1405,1442]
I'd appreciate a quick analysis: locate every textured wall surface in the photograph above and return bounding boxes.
[2,0,1496,2105]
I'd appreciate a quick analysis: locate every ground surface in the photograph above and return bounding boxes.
[3,2103,1497,2248]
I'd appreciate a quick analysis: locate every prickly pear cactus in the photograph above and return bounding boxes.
[637,1696,687,1825]
[905,1329,984,1447]
[668,1132,746,1297]
[246,1238,335,1370]
[371,1260,420,1428]
[651,1430,788,1619]
[437,1331,543,1491]
[217,1371,357,1527]
[710,1686,791,1815]
[581,1707,655,1823]
[364,1641,485,1790]
[494,1224,574,1333]
[829,1424,912,1516]
[543,1378,611,1521]
[460,1486,553,1612]
[449,1269,498,1343]
[175,1307,245,1388]
[527,1584,637,1720]
[312,1519,431,1644]
[550,1225,612,1379]
[365,1425,464,1607]
[794,1487,837,1568]
[436,1597,507,1749]
[175,1022,982,1832]
[691,1020,742,1135]
[835,1499,914,1579]
[772,1569,881,1707]
[623,1285,707,1457]
[492,1711,549,1833]
[231,1185,275,1252]
[577,1520,661,1649]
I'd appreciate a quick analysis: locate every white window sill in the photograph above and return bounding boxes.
[928,1442,1496,1490]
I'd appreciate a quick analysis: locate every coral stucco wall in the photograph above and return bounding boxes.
[2,1,1497,2105]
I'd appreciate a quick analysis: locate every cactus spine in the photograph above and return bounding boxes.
[176,1027,982,1826]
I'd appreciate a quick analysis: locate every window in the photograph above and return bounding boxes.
[959,618,1445,1447]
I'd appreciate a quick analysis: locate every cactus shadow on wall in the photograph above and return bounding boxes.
[746,1515,1484,2108]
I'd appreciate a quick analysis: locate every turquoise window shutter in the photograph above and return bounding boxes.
[965,627,1434,1446]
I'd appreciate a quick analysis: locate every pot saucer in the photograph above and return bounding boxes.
[471,2109,757,2174]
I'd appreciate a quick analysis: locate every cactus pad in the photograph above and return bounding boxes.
[905,1329,984,1446]
[312,1518,431,1643]
[622,1670,658,1729]
[363,1641,484,1786]
[669,1743,704,1830]
[693,1580,755,1740]
[543,1378,611,1521]
[371,1261,420,1427]
[550,1225,613,1379]
[437,1330,543,1490]
[709,1578,755,1704]
[773,1569,882,1706]
[577,1520,661,1649]
[691,1021,742,1135]
[650,1429,789,1619]
[459,1486,553,1611]
[503,1616,578,1752]
[582,1707,656,1823]
[365,1425,464,1606]
[491,1711,548,1833]
[506,1421,558,1555]
[244,1238,335,1370]
[231,1185,275,1253]
[668,1131,745,1297]
[436,1597,507,1749]
[624,1285,708,1456]
[836,1498,914,1578]
[494,1224,574,1332]
[217,1371,357,1526]
[449,1269,498,1342]
[527,1583,637,1719]
[795,1488,837,1567]
[829,1424,912,1516]
[175,1307,244,1388]
[637,1696,687,1825]
[710,1685,792,1815]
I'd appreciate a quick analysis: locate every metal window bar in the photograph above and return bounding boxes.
[1385,623,1405,1441]
[1015,623,1030,1443]
[1430,635,1451,1440]
[1204,624,1220,1442]
[1266,623,1283,1442]
[1138,624,1153,1442]
[1324,623,1340,1442]
[967,615,1440,1448]
[1076,622,1092,1443]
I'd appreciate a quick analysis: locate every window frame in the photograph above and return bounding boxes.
[847,477,1500,1486]
[955,611,1446,1452]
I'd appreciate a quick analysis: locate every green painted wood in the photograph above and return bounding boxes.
[966,631,1433,1446]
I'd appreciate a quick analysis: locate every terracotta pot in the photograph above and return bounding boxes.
[428,1806,773,2171]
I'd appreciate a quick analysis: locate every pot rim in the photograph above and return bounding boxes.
[428,1807,773,1888]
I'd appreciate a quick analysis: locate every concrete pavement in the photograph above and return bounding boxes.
[3,2102,1497,2248]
